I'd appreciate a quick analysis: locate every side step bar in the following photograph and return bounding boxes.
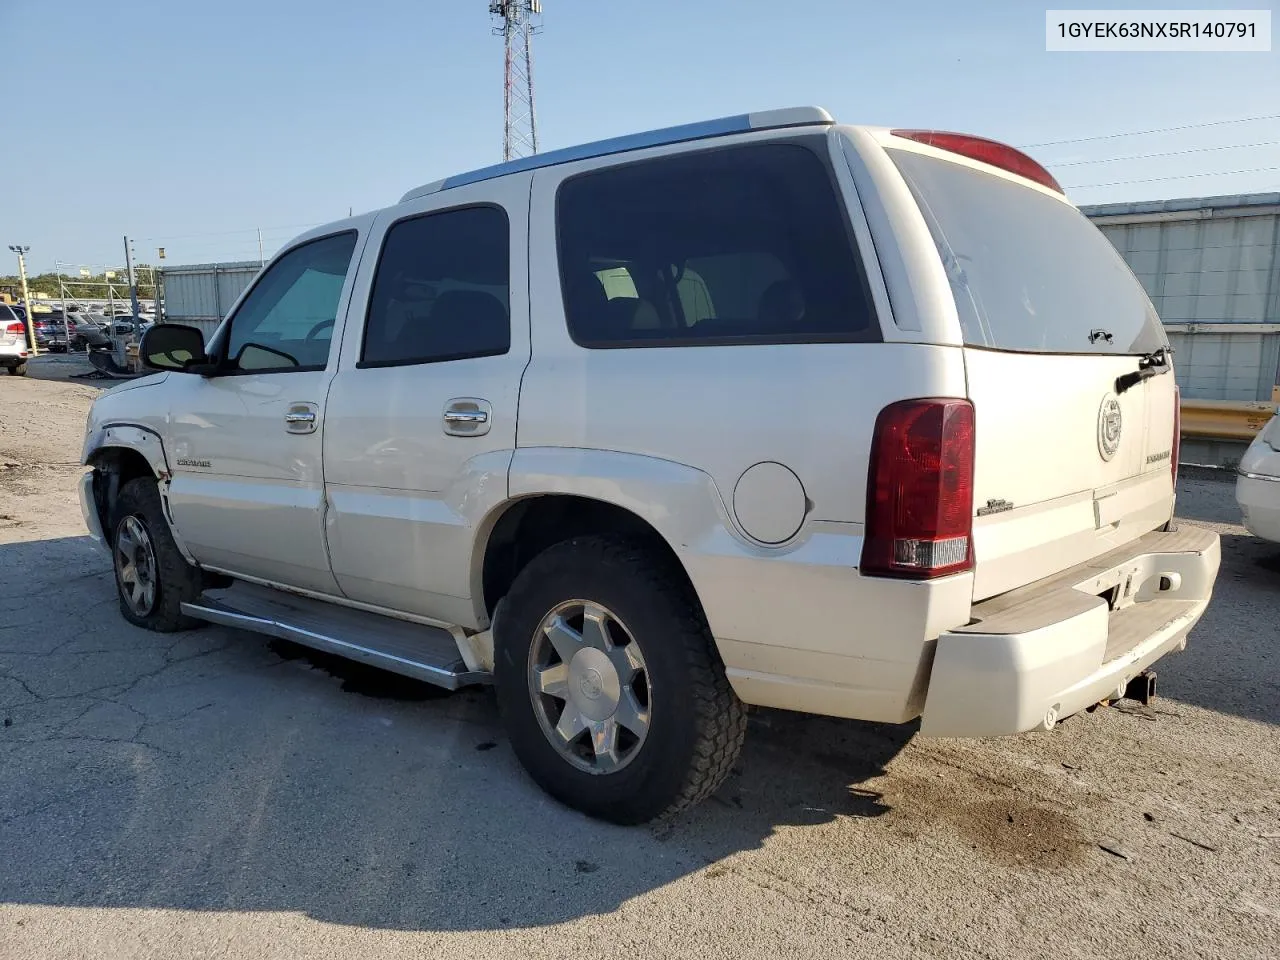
[181,582,490,691]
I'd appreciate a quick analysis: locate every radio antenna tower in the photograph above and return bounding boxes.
[490,1,542,161]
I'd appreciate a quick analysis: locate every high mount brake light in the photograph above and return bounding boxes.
[891,130,1064,194]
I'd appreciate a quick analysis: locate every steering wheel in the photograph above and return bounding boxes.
[304,319,335,341]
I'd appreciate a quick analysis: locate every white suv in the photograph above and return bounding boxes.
[1,305,32,375]
[80,107,1221,823]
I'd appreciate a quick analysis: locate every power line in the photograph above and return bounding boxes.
[1048,140,1280,168]
[1023,114,1280,149]
[1065,166,1280,190]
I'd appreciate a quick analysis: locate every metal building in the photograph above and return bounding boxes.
[1083,192,1280,404]
[157,261,261,342]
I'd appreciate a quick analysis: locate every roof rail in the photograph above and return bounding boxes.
[400,106,833,203]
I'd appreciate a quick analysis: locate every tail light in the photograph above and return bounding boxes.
[5,322,23,336]
[862,399,976,579]
[890,129,1064,194]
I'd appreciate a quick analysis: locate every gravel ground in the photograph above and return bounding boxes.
[1,356,1277,960]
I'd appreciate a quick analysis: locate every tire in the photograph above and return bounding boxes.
[110,477,205,632]
[495,535,746,824]
[6,362,26,376]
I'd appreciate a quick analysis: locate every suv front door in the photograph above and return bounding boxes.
[322,174,531,627]
[164,228,364,593]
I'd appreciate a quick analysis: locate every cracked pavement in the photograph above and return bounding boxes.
[1,358,1278,959]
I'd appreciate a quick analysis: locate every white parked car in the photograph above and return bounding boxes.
[79,107,1221,823]
[0,304,32,375]
[1237,414,1280,543]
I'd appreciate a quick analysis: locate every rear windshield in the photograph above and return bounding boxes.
[890,149,1166,355]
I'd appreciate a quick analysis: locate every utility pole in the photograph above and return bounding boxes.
[8,245,36,355]
[123,235,141,323]
[57,262,70,350]
[257,227,265,267]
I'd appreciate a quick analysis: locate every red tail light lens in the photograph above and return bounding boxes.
[890,129,1064,194]
[5,322,24,336]
[862,399,976,579]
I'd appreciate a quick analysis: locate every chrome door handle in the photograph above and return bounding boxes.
[443,410,488,424]
[443,398,493,437]
[285,403,319,434]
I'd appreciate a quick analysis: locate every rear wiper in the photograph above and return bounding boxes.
[1115,346,1174,395]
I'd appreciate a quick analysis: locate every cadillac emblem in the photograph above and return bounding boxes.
[1097,394,1123,461]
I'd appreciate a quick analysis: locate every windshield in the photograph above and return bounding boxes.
[890,148,1167,355]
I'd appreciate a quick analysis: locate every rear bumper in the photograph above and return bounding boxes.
[920,525,1220,737]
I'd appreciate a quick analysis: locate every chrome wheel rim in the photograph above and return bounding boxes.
[528,600,652,775]
[115,515,158,616]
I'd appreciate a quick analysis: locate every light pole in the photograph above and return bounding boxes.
[8,245,36,355]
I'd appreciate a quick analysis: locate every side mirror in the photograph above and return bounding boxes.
[140,324,211,373]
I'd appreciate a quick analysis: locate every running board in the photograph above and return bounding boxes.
[181,582,489,690]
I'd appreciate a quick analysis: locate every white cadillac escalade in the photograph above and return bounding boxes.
[79,107,1221,823]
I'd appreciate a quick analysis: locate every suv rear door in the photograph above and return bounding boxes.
[876,138,1177,599]
[321,172,531,625]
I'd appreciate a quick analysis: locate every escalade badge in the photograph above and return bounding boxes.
[1097,394,1123,461]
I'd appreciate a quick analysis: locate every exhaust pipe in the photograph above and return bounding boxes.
[1122,671,1157,706]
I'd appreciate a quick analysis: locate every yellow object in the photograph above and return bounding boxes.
[1180,398,1277,441]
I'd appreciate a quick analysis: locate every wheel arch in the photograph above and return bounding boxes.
[83,425,186,557]
[474,448,733,626]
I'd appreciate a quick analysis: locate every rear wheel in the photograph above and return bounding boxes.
[6,362,27,376]
[111,478,205,631]
[495,536,746,824]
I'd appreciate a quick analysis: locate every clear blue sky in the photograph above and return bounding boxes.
[3,0,1277,272]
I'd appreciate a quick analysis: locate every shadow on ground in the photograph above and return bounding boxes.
[0,536,912,932]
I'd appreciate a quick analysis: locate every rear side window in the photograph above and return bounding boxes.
[557,141,877,347]
[890,149,1166,355]
[361,205,510,367]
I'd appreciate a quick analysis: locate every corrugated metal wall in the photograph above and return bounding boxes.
[158,261,261,342]
[1084,193,1280,404]
[1163,329,1280,402]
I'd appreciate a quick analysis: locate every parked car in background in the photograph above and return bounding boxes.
[0,304,31,375]
[1236,414,1280,544]
[69,316,113,350]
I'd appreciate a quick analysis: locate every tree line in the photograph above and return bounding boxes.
[0,269,158,301]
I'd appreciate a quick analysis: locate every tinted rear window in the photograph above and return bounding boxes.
[890,149,1166,355]
[557,140,878,347]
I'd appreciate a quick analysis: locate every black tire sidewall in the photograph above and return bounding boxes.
[111,478,202,631]
[495,538,709,823]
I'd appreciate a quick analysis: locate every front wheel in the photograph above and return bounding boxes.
[111,477,206,631]
[495,536,746,824]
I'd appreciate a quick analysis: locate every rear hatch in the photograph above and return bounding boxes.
[887,144,1177,600]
